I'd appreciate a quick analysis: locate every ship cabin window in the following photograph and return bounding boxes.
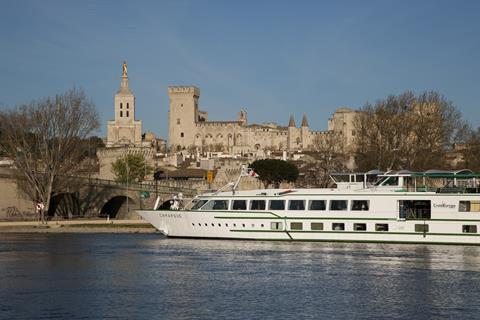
[383,177,399,186]
[330,200,348,211]
[309,200,326,210]
[459,201,480,212]
[462,225,477,233]
[191,199,208,210]
[311,222,324,230]
[289,200,305,210]
[250,200,266,210]
[376,176,399,186]
[414,224,429,232]
[351,200,369,211]
[232,200,247,210]
[399,200,431,219]
[290,222,303,230]
[269,200,285,210]
[201,199,229,211]
[375,224,389,231]
[271,222,283,230]
[332,223,345,231]
[354,223,367,231]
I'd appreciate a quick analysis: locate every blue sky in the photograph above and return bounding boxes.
[1,0,480,138]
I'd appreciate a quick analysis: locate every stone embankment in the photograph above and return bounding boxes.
[0,219,157,233]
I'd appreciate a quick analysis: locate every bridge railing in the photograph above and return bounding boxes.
[74,176,198,196]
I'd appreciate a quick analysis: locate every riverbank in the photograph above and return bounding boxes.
[0,219,157,233]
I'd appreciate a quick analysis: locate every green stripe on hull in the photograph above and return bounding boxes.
[229,229,480,237]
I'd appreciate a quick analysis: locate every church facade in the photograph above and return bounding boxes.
[168,86,358,153]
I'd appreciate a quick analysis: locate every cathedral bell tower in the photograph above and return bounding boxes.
[106,61,142,147]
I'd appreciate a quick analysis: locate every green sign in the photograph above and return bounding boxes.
[140,191,150,199]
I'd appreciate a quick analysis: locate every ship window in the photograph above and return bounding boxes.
[354,223,367,231]
[351,200,369,211]
[201,200,229,210]
[459,201,480,212]
[332,223,345,231]
[399,200,431,219]
[311,222,324,230]
[191,199,208,210]
[330,200,348,211]
[289,200,305,210]
[250,200,266,210]
[414,224,429,232]
[290,222,303,230]
[375,224,389,231]
[271,222,283,230]
[269,200,285,210]
[309,200,326,210]
[232,200,247,210]
[462,225,477,233]
[382,177,399,186]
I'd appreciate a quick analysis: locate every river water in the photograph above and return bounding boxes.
[1,233,480,319]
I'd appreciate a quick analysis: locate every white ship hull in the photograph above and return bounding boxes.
[138,208,480,245]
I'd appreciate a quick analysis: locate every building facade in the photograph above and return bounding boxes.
[167,86,358,153]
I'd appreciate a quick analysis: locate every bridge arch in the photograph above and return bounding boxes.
[100,196,136,219]
[48,193,81,218]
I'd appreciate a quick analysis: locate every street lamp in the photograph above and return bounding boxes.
[124,144,129,216]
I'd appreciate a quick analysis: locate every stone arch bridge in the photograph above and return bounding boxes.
[0,169,197,220]
[51,177,198,219]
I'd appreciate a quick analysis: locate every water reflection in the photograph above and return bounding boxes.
[1,234,480,319]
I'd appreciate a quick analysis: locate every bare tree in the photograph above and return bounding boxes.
[353,91,465,171]
[308,132,348,187]
[0,88,99,222]
[462,126,480,172]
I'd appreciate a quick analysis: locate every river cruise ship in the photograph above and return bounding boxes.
[139,169,480,245]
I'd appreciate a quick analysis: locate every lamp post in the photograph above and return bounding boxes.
[124,144,129,216]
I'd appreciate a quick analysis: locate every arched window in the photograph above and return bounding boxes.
[120,103,123,109]
[126,111,129,117]
[120,111,123,117]
[127,103,129,109]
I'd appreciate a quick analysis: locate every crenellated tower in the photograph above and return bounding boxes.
[168,86,201,150]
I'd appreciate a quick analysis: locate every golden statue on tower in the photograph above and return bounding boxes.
[122,61,127,77]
